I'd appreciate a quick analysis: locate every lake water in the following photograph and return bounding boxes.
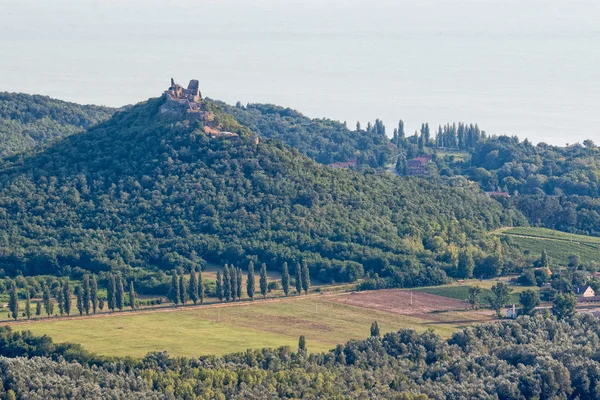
[1,0,599,145]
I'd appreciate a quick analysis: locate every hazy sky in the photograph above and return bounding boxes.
[1,0,599,144]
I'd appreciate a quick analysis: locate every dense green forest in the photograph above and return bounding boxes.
[1,314,599,399]
[215,100,393,167]
[0,92,115,156]
[0,96,524,291]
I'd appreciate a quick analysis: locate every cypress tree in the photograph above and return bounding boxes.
[198,267,205,304]
[247,261,255,300]
[260,263,268,299]
[108,274,117,311]
[116,275,124,311]
[169,271,180,305]
[43,284,53,317]
[76,286,84,315]
[223,264,231,302]
[298,335,307,356]
[56,285,64,316]
[281,262,290,296]
[370,321,380,337]
[25,291,31,319]
[90,275,98,314]
[179,273,187,305]
[295,262,302,294]
[63,277,72,316]
[36,301,42,316]
[129,280,136,310]
[216,271,224,301]
[8,282,18,320]
[301,262,310,295]
[189,267,199,305]
[82,274,90,315]
[236,268,243,299]
[230,264,237,301]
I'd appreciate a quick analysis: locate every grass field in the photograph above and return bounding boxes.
[12,292,490,357]
[416,278,538,304]
[494,227,600,265]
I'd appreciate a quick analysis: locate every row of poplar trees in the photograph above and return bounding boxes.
[8,273,137,320]
[167,261,311,306]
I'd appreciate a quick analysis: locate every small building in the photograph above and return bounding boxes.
[407,155,432,176]
[576,285,596,298]
[505,304,518,319]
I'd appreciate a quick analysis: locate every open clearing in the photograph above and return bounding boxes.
[415,278,538,304]
[493,227,600,265]
[11,291,491,357]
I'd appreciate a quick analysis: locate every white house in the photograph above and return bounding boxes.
[576,285,596,298]
[506,304,518,319]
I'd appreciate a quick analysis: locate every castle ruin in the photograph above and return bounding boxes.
[160,78,207,118]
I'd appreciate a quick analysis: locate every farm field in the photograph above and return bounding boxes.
[415,278,538,304]
[493,227,600,265]
[11,291,490,357]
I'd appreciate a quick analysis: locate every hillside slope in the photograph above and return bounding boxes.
[215,101,393,167]
[0,92,115,156]
[0,96,525,284]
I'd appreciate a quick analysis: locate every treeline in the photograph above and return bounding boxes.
[215,101,394,167]
[0,92,115,156]
[0,97,523,288]
[2,315,600,398]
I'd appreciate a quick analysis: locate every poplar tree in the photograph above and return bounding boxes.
[236,268,243,299]
[36,301,42,316]
[370,321,380,337]
[169,271,180,305]
[216,271,224,301]
[116,275,124,311]
[25,291,31,319]
[295,262,302,294]
[129,280,136,309]
[247,261,255,300]
[108,274,117,311]
[179,273,187,305]
[298,335,307,356]
[82,274,90,315]
[63,277,72,316]
[281,262,290,296]
[90,275,98,314]
[189,267,199,305]
[260,263,268,299]
[8,282,18,320]
[76,286,84,315]
[223,264,231,302]
[43,284,53,317]
[301,262,310,295]
[198,267,205,304]
[230,264,237,301]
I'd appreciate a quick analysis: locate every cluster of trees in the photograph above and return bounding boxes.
[2,315,600,398]
[0,92,115,156]
[217,101,394,167]
[4,272,141,321]
[0,97,523,289]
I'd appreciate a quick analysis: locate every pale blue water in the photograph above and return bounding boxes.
[0,0,599,145]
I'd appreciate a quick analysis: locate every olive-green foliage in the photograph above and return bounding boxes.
[0,92,115,156]
[216,101,393,167]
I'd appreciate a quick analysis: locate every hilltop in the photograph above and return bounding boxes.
[0,92,115,156]
[0,82,524,289]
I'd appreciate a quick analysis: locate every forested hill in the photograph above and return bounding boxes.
[0,92,116,156]
[0,95,524,284]
[214,100,393,167]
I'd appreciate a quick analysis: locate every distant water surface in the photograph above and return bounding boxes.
[0,0,599,144]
